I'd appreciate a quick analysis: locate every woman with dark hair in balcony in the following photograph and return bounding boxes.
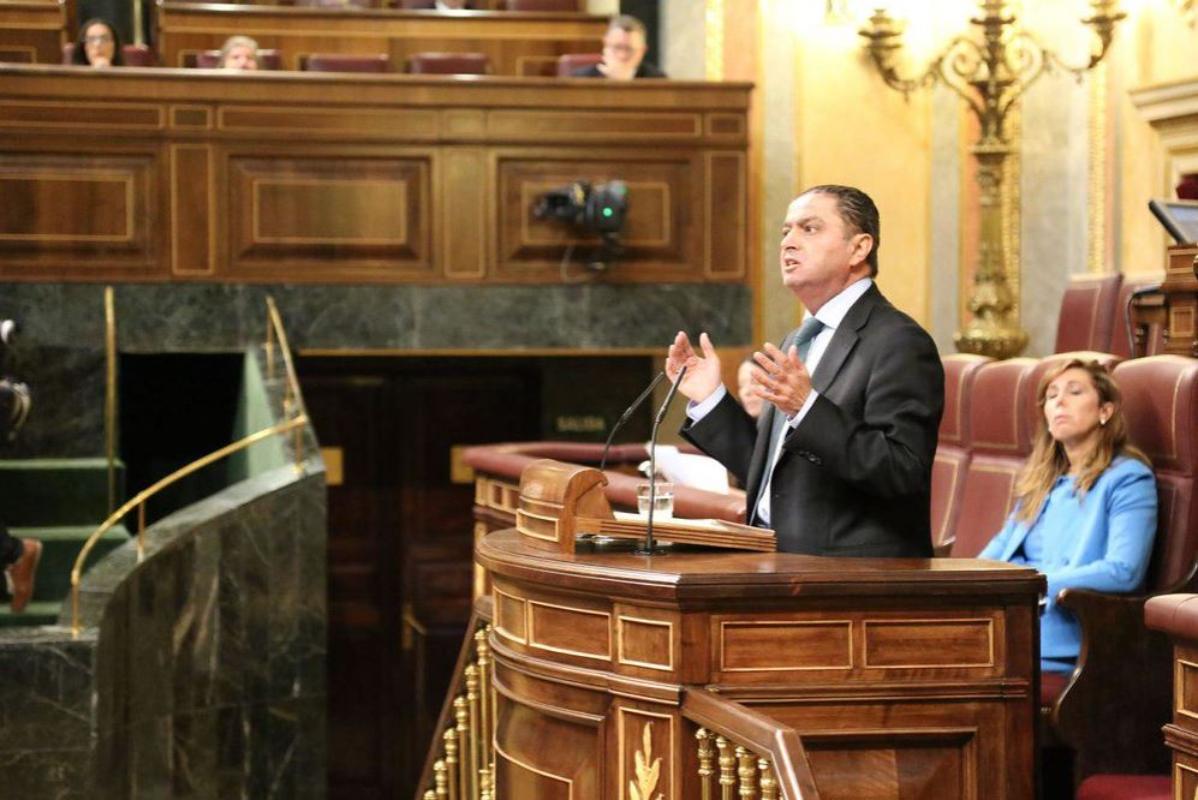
[979,359,1158,674]
[70,18,124,67]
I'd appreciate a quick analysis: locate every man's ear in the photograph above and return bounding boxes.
[849,233,874,267]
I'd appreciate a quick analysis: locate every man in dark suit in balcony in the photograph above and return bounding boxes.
[573,15,665,80]
[666,185,943,557]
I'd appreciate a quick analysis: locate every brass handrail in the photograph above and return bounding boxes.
[104,286,117,515]
[70,295,312,637]
[264,296,305,418]
[69,413,308,637]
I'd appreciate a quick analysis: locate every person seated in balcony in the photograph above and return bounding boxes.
[979,359,1158,675]
[573,15,665,80]
[218,36,260,71]
[70,19,124,68]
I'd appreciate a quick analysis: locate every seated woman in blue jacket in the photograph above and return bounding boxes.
[979,359,1158,675]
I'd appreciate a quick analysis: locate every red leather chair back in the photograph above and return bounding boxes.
[192,49,282,69]
[950,358,1039,557]
[505,0,580,10]
[931,354,991,550]
[406,52,491,74]
[395,0,478,6]
[1055,273,1123,354]
[303,53,391,73]
[557,52,601,76]
[62,43,158,66]
[1114,356,1198,592]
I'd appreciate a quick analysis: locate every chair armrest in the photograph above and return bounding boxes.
[1051,587,1172,778]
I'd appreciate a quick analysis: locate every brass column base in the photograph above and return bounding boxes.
[954,322,1029,360]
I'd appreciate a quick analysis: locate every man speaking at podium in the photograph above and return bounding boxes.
[666,185,943,557]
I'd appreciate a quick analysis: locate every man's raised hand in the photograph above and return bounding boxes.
[666,331,723,403]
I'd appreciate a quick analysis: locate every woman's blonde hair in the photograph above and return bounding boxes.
[1013,359,1149,524]
[217,35,259,68]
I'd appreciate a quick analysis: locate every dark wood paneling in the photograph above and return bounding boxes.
[0,149,161,278]
[0,1,65,65]
[228,154,433,277]
[0,67,750,284]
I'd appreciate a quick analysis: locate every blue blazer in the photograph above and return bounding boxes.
[978,455,1158,660]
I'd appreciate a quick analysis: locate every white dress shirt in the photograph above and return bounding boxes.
[687,278,873,525]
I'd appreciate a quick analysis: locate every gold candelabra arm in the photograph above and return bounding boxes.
[859,8,935,97]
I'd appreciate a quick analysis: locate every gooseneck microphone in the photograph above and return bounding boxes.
[599,371,666,472]
[639,366,687,555]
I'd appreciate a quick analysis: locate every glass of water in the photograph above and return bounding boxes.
[636,481,674,519]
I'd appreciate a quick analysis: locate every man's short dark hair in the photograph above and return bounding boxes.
[608,14,647,39]
[800,184,880,276]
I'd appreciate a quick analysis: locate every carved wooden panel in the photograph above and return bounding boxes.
[802,730,976,800]
[720,620,853,673]
[494,588,528,644]
[713,610,1004,683]
[0,151,159,277]
[493,692,600,799]
[171,144,214,276]
[227,154,433,279]
[495,154,704,282]
[1179,658,1198,721]
[617,614,674,672]
[527,598,611,661]
[0,2,65,65]
[617,707,675,800]
[862,618,994,669]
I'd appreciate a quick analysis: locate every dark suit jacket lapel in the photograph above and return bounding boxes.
[811,284,880,394]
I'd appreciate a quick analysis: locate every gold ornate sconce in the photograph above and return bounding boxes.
[860,0,1124,358]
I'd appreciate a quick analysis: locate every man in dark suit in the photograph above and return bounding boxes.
[572,15,665,80]
[667,185,943,557]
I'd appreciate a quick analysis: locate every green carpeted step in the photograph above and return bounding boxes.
[0,600,62,629]
[0,458,126,527]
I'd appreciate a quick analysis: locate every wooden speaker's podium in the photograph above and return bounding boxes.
[475,459,1044,799]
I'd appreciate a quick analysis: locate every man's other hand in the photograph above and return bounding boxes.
[752,342,812,417]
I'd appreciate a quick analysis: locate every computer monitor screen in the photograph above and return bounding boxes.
[1149,198,1198,244]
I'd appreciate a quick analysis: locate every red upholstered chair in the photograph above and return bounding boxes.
[1054,273,1123,354]
[192,49,282,69]
[395,0,479,6]
[406,52,491,74]
[505,0,580,10]
[1048,356,1198,784]
[931,354,991,555]
[62,43,158,66]
[557,52,601,76]
[302,53,391,73]
[1073,592,1198,800]
[947,358,1038,558]
[1075,775,1171,800]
